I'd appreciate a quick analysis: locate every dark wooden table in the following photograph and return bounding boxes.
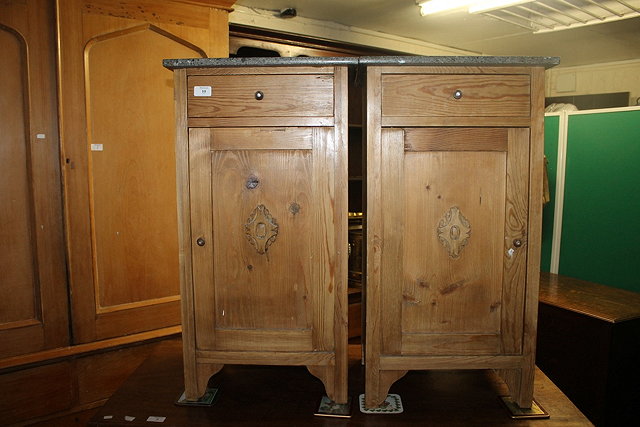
[90,339,590,426]
[537,272,640,427]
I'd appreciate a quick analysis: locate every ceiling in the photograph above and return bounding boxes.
[232,0,640,67]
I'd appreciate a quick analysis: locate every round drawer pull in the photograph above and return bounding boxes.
[196,237,206,247]
[453,89,463,100]
[513,239,523,248]
[255,90,264,100]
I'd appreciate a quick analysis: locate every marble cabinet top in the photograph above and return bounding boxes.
[163,55,560,70]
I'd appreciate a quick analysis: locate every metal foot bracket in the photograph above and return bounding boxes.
[175,388,219,407]
[315,395,352,418]
[500,396,549,419]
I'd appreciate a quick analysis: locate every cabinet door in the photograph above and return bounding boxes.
[0,0,69,358]
[374,127,530,356]
[188,127,338,353]
[56,0,233,342]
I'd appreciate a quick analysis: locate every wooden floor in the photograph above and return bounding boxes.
[89,339,592,426]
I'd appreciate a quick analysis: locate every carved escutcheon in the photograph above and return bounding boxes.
[245,204,278,254]
[437,206,471,259]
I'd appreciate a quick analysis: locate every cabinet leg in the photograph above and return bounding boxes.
[364,368,407,408]
[183,362,223,401]
[307,364,348,405]
[497,365,534,409]
[499,365,549,421]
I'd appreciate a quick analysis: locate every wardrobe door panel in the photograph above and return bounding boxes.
[57,0,233,342]
[0,0,69,358]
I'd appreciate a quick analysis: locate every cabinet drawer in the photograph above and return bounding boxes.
[381,74,530,118]
[187,74,334,118]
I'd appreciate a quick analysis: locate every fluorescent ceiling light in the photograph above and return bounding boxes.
[418,0,535,15]
[468,0,535,13]
[419,0,475,16]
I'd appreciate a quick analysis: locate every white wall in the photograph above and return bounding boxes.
[545,59,640,106]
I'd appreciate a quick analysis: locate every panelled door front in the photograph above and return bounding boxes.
[57,0,234,342]
[378,127,530,356]
[188,127,338,354]
[0,0,69,359]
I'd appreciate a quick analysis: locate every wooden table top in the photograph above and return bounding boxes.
[89,339,591,426]
[539,272,640,323]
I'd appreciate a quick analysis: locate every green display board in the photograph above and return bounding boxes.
[559,109,640,293]
[541,115,560,272]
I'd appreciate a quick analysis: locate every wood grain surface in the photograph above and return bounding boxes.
[175,66,349,403]
[0,0,70,360]
[188,74,334,118]
[57,0,233,343]
[366,65,543,409]
[88,340,593,426]
[382,73,530,118]
[539,272,640,322]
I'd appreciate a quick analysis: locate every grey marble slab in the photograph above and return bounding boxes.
[359,55,560,69]
[163,55,560,70]
[162,56,358,69]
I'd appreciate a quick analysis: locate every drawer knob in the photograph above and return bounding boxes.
[513,239,523,248]
[453,89,463,100]
[196,237,206,247]
[255,90,264,100]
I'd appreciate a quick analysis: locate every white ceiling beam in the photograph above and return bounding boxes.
[613,0,640,13]
[583,0,624,16]
[483,11,537,28]
[556,0,605,20]
[474,1,640,33]
[516,4,570,25]
[535,1,589,23]
[501,8,556,28]
[535,9,640,32]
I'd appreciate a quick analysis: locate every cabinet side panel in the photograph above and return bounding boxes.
[189,128,215,350]
[173,69,200,396]
[330,65,349,403]
[311,127,336,351]
[380,129,404,354]
[501,129,530,354]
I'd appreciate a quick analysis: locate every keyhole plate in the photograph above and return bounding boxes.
[437,206,471,259]
[244,204,279,254]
